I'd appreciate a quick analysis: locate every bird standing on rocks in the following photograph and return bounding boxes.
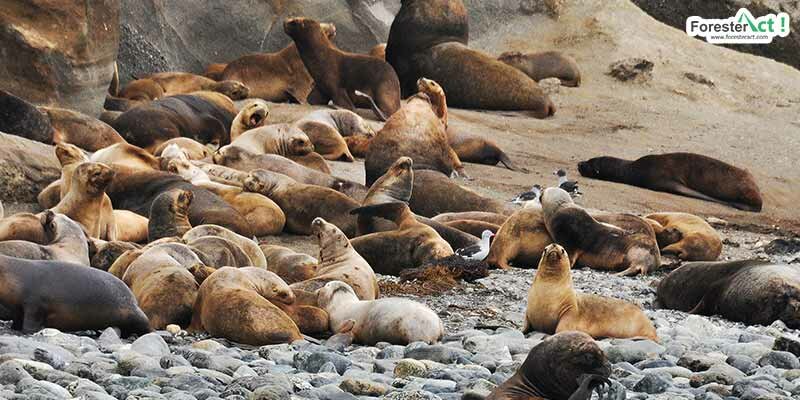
[456,230,495,261]
[555,169,581,197]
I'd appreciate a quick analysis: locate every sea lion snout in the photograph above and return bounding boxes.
[543,243,567,261]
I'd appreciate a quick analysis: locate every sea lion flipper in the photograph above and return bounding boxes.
[338,319,356,334]
[569,374,612,400]
[353,90,387,122]
[349,202,406,217]
[497,151,529,173]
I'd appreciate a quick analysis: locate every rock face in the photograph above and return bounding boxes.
[0,132,60,204]
[0,0,121,116]
[632,1,800,70]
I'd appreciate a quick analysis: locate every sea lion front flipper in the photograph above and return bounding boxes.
[569,374,611,400]
[660,182,722,204]
[21,306,45,334]
[338,319,356,334]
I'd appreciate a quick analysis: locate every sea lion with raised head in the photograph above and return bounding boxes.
[498,51,582,87]
[52,162,118,241]
[230,99,269,141]
[644,212,722,261]
[147,189,193,242]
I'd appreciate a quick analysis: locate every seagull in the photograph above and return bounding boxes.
[554,169,582,197]
[456,230,495,261]
[511,184,543,207]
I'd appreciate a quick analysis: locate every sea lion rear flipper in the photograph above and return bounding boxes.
[497,151,529,173]
[353,90,387,122]
[661,182,723,205]
[284,89,308,105]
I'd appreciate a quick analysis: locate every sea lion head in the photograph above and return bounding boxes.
[214,80,250,100]
[171,189,194,215]
[159,143,190,162]
[166,158,206,183]
[246,268,296,305]
[360,157,414,207]
[540,243,570,270]
[77,162,115,195]
[242,170,284,195]
[55,143,88,167]
[417,78,445,99]
[320,22,337,40]
[577,156,618,178]
[240,100,270,130]
[497,51,524,63]
[284,17,322,41]
[213,145,247,165]
[541,187,574,217]
[288,132,315,156]
[317,280,358,309]
[311,217,350,260]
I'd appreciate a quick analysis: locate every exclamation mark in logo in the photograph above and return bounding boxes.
[781,15,788,33]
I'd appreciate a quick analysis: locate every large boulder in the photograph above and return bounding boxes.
[0,132,60,204]
[0,0,120,116]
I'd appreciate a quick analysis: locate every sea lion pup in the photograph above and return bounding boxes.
[90,142,161,171]
[230,99,269,141]
[220,23,337,103]
[0,254,152,336]
[368,43,387,60]
[186,236,252,268]
[526,244,658,341]
[448,129,527,172]
[121,243,207,328]
[318,281,443,345]
[486,331,612,400]
[644,212,722,261]
[0,90,54,144]
[52,162,118,240]
[410,170,517,217]
[541,187,660,276]
[497,51,583,87]
[190,267,303,345]
[111,93,236,152]
[229,123,315,157]
[185,225,267,268]
[39,106,126,152]
[204,63,227,81]
[137,72,250,100]
[154,138,211,161]
[364,78,463,186]
[657,260,800,328]
[212,146,367,201]
[166,159,286,236]
[432,211,508,226]
[243,170,358,237]
[486,207,552,270]
[0,211,89,266]
[578,153,763,212]
[294,118,355,162]
[290,218,379,302]
[148,189,193,242]
[259,244,317,284]
[285,18,401,121]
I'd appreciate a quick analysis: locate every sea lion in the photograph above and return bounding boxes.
[0,254,152,336]
[644,212,722,261]
[40,106,126,152]
[35,143,88,210]
[294,109,375,138]
[364,78,463,186]
[0,90,54,144]
[317,281,444,345]
[294,119,355,162]
[657,260,800,328]
[344,134,373,159]
[204,63,227,81]
[52,162,118,240]
[0,212,49,244]
[220,23,337,103]
[486,207,553,270]
[185,225,267,268]
[288,152,331,174]
[578,153,763,212]
[448,129,526,172]
[118,78,164,102]
[444,219,500,238]
[228,124,315,157]
[541,187,661,276]
[285,18,401,121]
[154,138,212,161]
[486,331,612,400]
[410,170,516,217]
[137,72,250,100]
[368,43,387,60]
[189,267,303,345]
[243,170,358,237]
[432,212,508,226]
[498,51,582,87]
[121,243,206,328]
[186,236,252,268]
[290,218,379,302]
[148,189,193,242]
[0,211,89,266]
[212,146,367,201]
[259,244,318,284]
[525,244,658,341]
[230,99,269,141]
[89,239,140,272]
[90,142,161,171]
[166,159,286,236]
[111,93,236,152]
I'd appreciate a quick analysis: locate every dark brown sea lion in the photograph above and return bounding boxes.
[578,153,763,212]
[657,260,800,328]
[147,189,194,242]
[525,244,658,341]
[0,254,152,336]
[89,240,140,272]
[410,170,517,217]
[0,211,89,266]
[0,90,54,144]
[40,106,126,152]
[498,51,582,87]
[644,212,722,261]
[285,18,401,121]
[486,331,612,400]
[294,118,355,162]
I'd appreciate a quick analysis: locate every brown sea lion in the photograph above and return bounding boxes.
[186,236,252,268]
[317,281,444,345]
[189,267,302,345]
[525,244,658,341]
[368,43,387,60]
[139,72,250,100]
[290,218,379,302]
[259,244,317,284]
[294,108,376,159]
[294,119,355,162]
[657,260,800,328]
[486,207,552,270]
[0,254,152,336]
[52,162,118,240]
[89,239,140,272]
[578,153,763,212]
[185,225,267,268]
[121,243,206,328]
[118,78,164,102]
[111,93,236,152]
[147,189,193,242]
[498,51,582,87]
[0,212,49,244]
[35,143,89,210]
[444,219,500,238]
[541,187,661,276]
[0,211,89,266]
[90,142,161,171]
[204,63,228,81]
[220,23,337,103]
[364,78,463,186]
[285,18,401,121]
[154,138,212,161]
[448,129,527,172]
[432,211,508,226]
[486,331,612,400]
[243,170,358,237]
[410,170,516,217]
[229,123,315,157]
[289,152,331,174]
[0,90,54,144]
[644,212,722,261]
[40,106,126,152]
[230,99,269,141]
